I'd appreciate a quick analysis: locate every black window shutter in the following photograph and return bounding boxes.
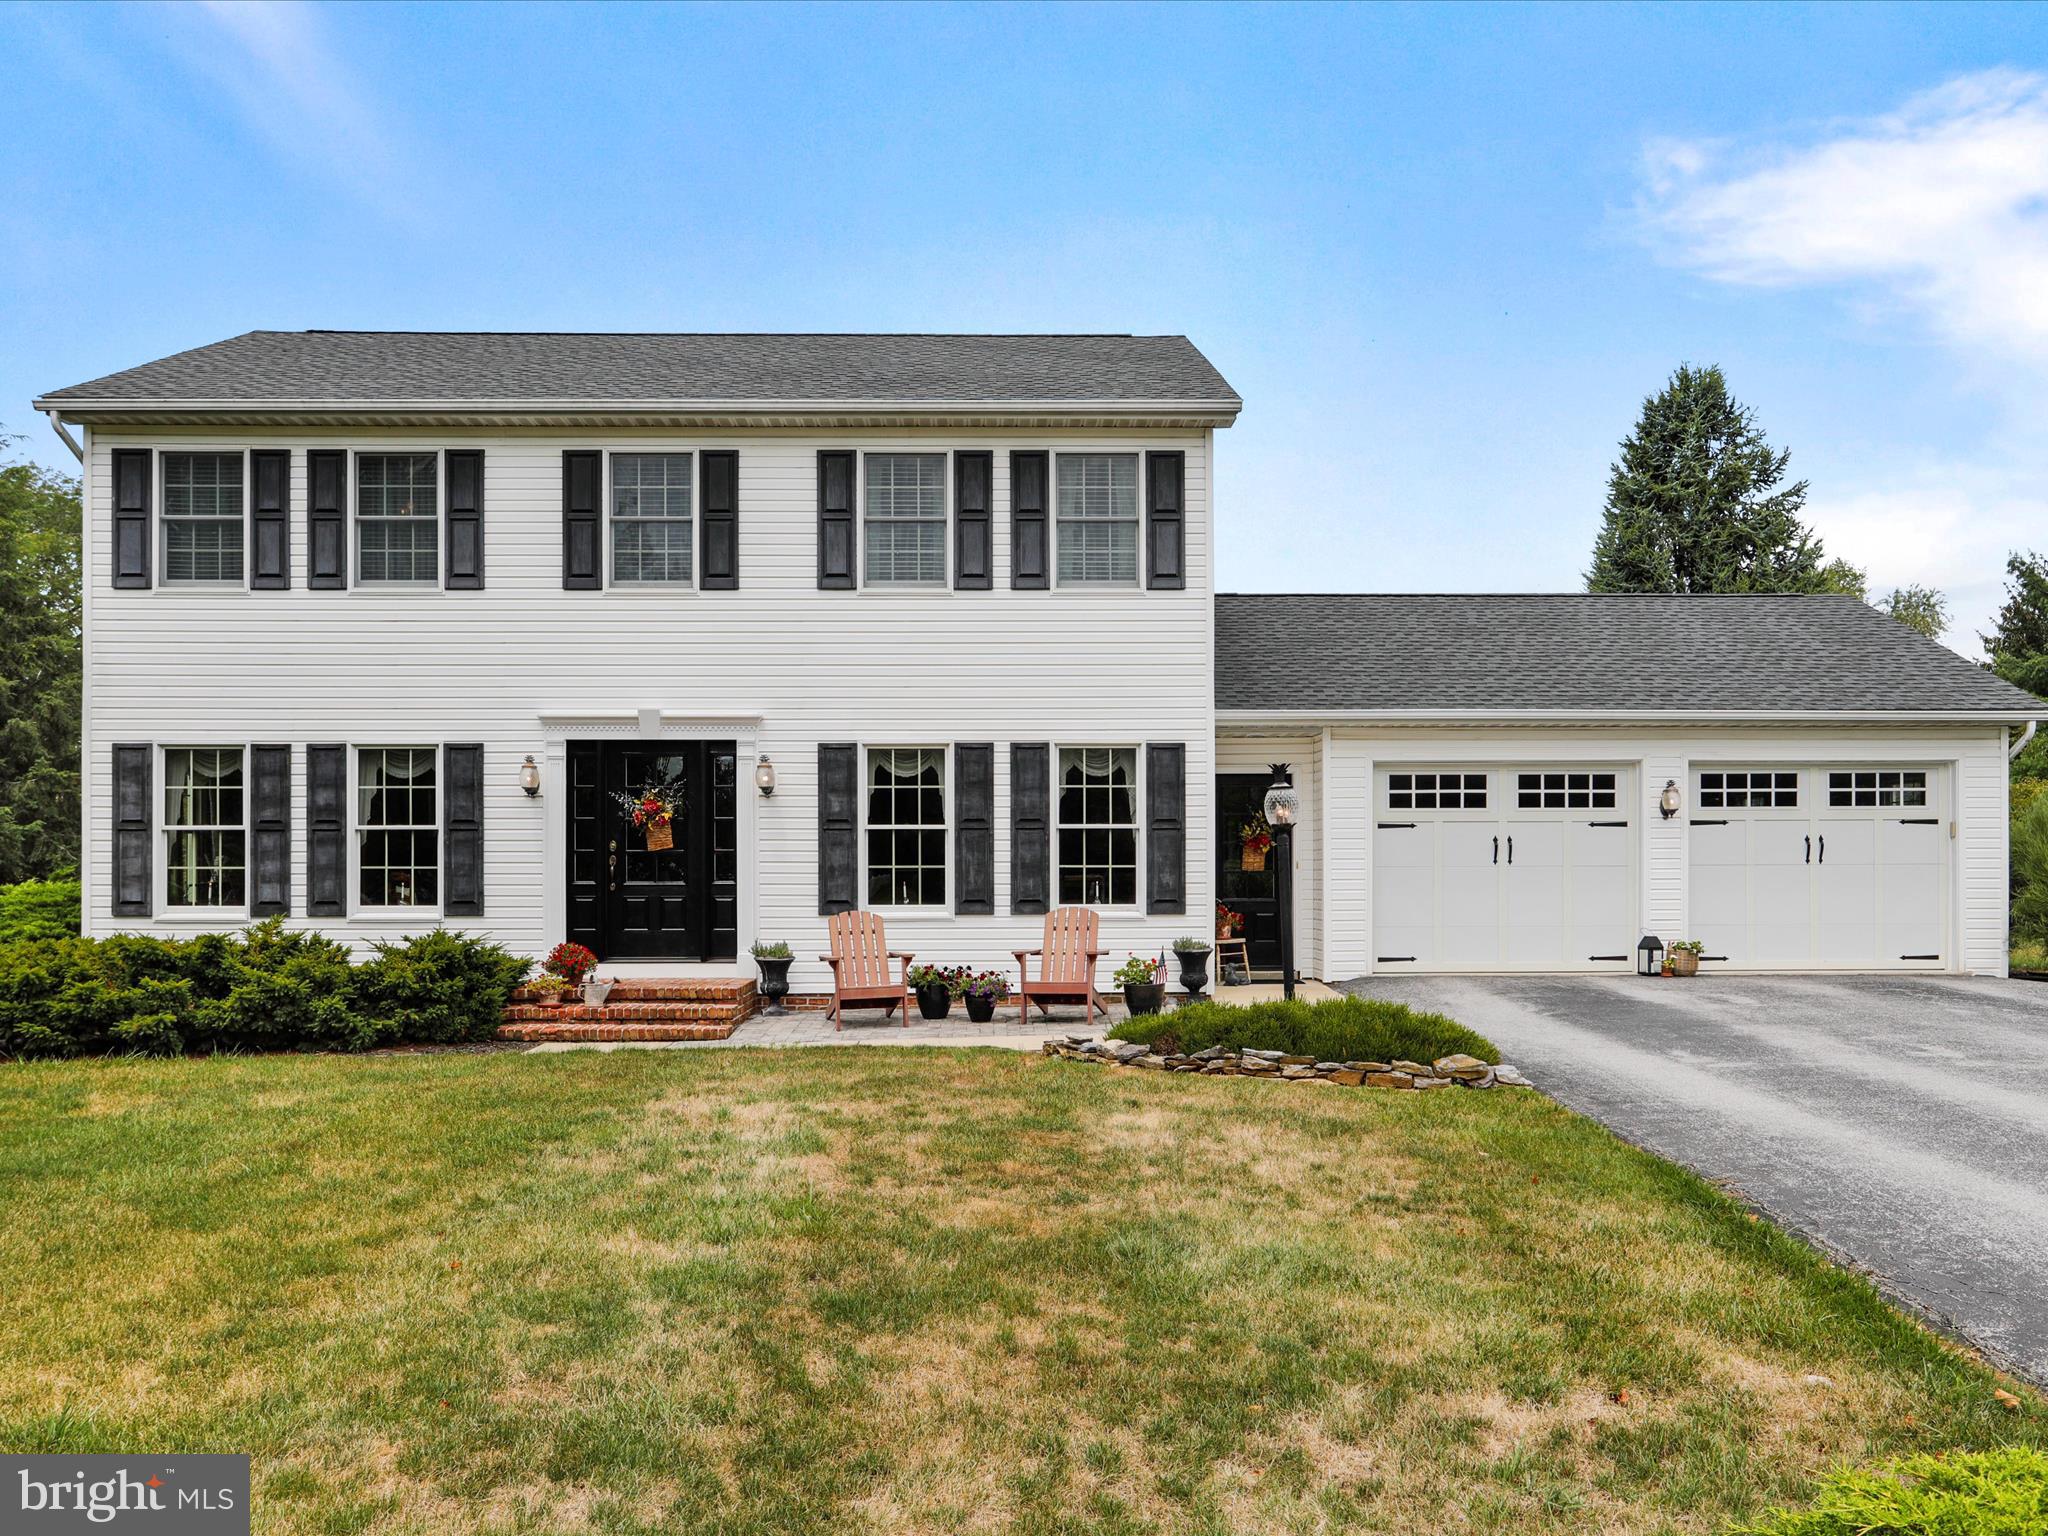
[955,742,995,913]
[249,744,291,916]
[306,744,347,915]
[1010,451,1049,590]
[445,450,484,590]
[443,743,485,916]
[562,450,601,590]
[250,450,290,590]
[111,449,151,589]
[954,451,993,591]
[817,450,857,590]
[1145,742,1187,914]
[700,450,738,589]
[307,449,347,589]
[111,742,152,915]
[1010,742,1050,913]
[818,743,858,914]
[1146,451,1186,591]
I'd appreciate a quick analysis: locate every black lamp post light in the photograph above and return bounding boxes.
[1263,764,1301,1001]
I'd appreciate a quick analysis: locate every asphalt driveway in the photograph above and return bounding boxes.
[1337,972,2048,1385]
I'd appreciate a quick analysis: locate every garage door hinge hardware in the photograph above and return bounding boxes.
[1376,822,1416,829]
[1589,954,1627,961]
[1690,818,1729,826]
[1377,956,1416,963]
[1588,820,1629,827]
[1899,818,1939,825]
[1901,954,1939,960]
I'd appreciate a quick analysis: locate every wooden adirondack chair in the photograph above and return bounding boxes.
[1014,907,1106,1025]
[819,910,913,1030]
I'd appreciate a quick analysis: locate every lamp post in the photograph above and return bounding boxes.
[1263,765,1301,1001]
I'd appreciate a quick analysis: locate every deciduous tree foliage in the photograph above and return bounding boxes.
[0,435,82,883]
[1882,584,1950,641]
[1587,364,1834,595]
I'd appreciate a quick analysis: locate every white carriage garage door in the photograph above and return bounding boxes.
[1688,766,1949,969]
[1372,767,1636,972]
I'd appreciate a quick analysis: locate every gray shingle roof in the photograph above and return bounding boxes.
[1216,593,2042,716]
[37,331,1239,408]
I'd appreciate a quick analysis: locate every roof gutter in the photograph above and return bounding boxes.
[42,410,82,462]
[1216,706,2043,727]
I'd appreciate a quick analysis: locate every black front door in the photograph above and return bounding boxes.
[566,740,737,962]
[1217,772,1283,973]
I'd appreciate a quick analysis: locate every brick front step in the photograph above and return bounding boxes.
[503,1001,743,1024]
[498,1018,738,1043]
[511,977,756,1005]
[500,975,759,1041]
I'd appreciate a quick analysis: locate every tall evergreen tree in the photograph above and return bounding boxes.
[1981,551,2048,670]
[1587,364,1829,594]
[0,436,82,883]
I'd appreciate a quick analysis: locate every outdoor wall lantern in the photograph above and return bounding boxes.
[1659,779,1682,819]
[1263,766,1302,1000]
[754,755,777,798]
[1637,934,1665,977]
[519,755,541,797]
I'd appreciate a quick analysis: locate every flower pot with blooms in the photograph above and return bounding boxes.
[1669,939,1704,978]
[908,964,964,1021]
[544,942,599,987]
[1114,953,1167,1016]
[529,974,572,1009]
[610,771,687,852]
[1171,936,1213,1001]
[1239,816,1273,872]
[1216,901,1245,941]
[959,969,1010,1024]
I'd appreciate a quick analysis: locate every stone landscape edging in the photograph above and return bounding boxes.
[1042,1037,1533,1089]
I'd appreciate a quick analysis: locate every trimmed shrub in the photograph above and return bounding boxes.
[1110,994,1497,1066]
[1731,1446,2048,1535]
[0,879,82,943]
[2013,792,2048,948]
[350,928,533,1045]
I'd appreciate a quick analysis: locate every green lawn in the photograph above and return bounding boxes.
[1,1049,2040,1534]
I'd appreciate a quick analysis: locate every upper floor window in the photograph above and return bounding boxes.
[612,453,692,585]
[1056,454,1138,585]
[866,747,946,905]
[164,747,245,908]
[864,453,946,585]
[162,453,244,584]
[357,454,438,584]
[358,747,437,907]
[1057,746,1137,905]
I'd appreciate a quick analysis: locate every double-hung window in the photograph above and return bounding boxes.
[1055,454,1138,585]
[356,454,439,584]
[866,748,946,905]
[358,747,438,907]
[162,452,245,584]
[1056,746,1137,905]
[863,453,946,585]
[164,747,245,908]
[612,452,693,584]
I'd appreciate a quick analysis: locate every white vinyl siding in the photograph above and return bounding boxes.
[357,454,439,584]
[865,747,945,906]
[357,747,438,909]
[612,452,692,585]
[164,747,245,909]
[162,453,244,584]
[1055,453,1138,585]
[863,453,946,585]
[1057,746,1138,907]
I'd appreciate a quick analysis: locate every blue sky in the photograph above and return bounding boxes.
[5,1,2047,653]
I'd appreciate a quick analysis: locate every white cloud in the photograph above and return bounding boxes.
[1643,69,2048,365]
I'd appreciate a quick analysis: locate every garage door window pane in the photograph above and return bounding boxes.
[1828,769,1927,808]
[1517,771,1616,810]
[1699,770,1797,809]
[1388,771,1486,810]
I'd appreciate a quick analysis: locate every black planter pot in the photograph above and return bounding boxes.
[1123,982,1167,1017]
[964,993,998,1024]
[754,955,792,1016]
[1175,945,1212,1001]
[916,984,954,1021]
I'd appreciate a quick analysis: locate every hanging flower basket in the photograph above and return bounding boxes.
[1239,816,1273,872]
[612,774,686,852]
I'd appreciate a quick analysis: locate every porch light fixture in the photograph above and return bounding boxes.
[1637,934,1665,977]
[754,755,777,798]
[1659,779,1681,820]
[519,755,541,797]
[1263,766,1302,1000]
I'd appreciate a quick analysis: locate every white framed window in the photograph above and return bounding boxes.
[865,747,946,906]
[1055,453,1139,585]
[163,747,246,909]
[1388,771,1488,810]
[357,747,438,908]
[1827,768,1929,808]
[356,453,439,584]
[1516,771,1616,810]
[863,452,946,585]
[612,452,693,585]
[1698,770,1798,809]
[1057,746,1138,906]
[161,452,245,584]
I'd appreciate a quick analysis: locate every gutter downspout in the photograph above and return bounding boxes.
[43,411,82,462]
[2012,720,2038,762]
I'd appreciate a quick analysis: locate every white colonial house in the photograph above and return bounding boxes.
[35,331,2039,1011]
